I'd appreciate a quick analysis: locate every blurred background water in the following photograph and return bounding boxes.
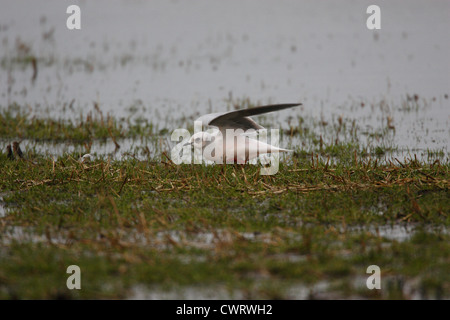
[0,0,449,157]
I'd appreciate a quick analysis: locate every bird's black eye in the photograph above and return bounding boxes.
[195,138,201,143]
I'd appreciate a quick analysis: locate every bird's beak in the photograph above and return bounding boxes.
[183,142,192,147]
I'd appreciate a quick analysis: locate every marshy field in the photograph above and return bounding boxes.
[0,1,449,299]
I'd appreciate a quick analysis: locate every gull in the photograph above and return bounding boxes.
[79,153,94,164]
[185,103,301,164]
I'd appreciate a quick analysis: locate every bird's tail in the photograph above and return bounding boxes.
[272,146,293,153]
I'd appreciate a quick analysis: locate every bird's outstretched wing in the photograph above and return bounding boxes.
[203,103,301,131]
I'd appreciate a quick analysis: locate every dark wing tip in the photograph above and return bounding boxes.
[238,102,302,116]
[208,102,302,129]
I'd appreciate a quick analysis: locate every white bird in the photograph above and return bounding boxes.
[79,153,93,163]
[185,103,301,164]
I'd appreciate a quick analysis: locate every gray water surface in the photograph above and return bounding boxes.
[1,0,449,157]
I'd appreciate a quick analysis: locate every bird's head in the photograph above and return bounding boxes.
[184,131,214,148]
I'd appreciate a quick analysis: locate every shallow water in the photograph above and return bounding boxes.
[127,280,331,300]
[0,195,7,218]
[2,221,444,248]
[1,0,449,158]
[127,275,443,299]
